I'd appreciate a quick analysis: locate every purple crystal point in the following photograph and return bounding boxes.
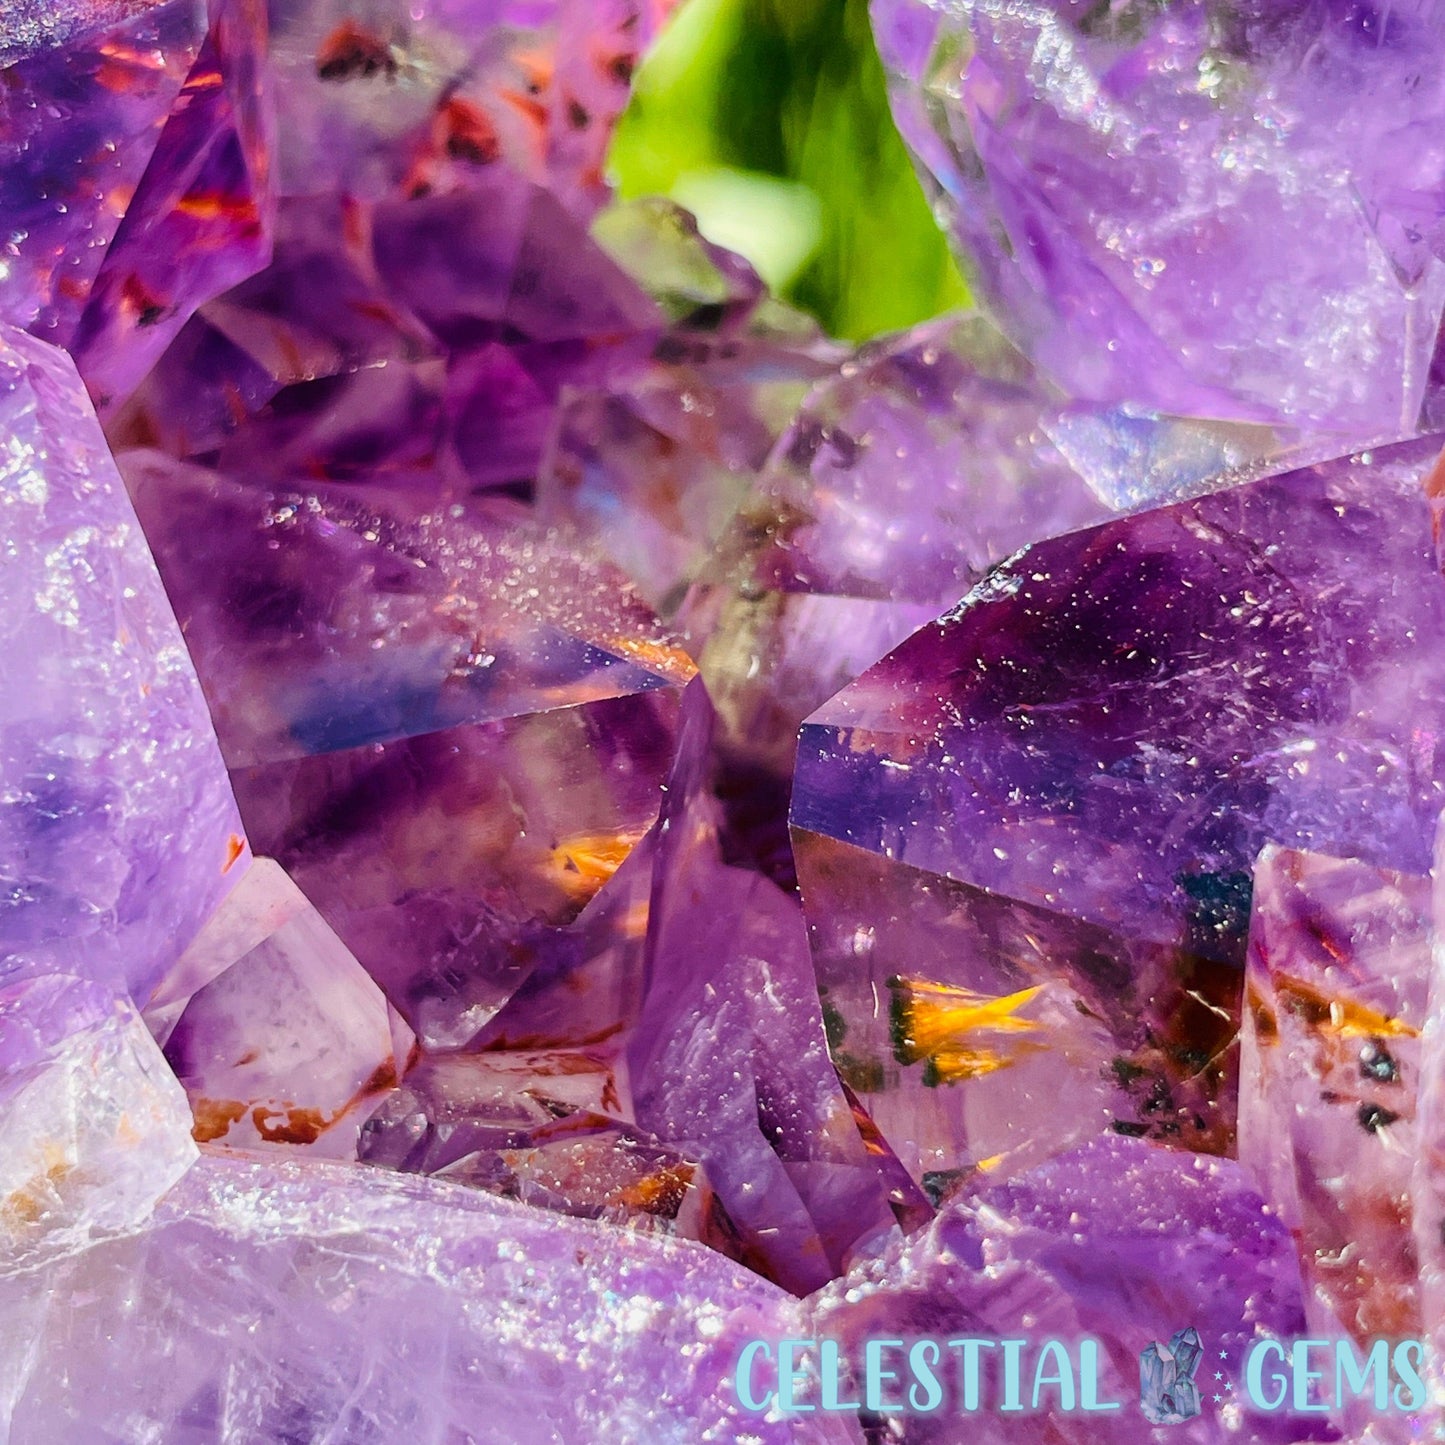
[1139,1327,1203,1426]
[0,1151,850,1443]
[0,973,195,1269]
[0,325,248,1003]
[160,858,411,1157]
[1239,846,1426,1344]
[627,762,923,1293]
[118,449,696,1047]
[69,0,276,415]
[809,1135,1328,1441]
[110,192,446,480]
[795,437,1445,1181]
[872,0,1445,433]
[385,687,924,1295]
[357,1049,731,1241]
[0,1,205,341]
[110,178,662,503]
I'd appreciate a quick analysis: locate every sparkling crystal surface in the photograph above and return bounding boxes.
[0,0,205,342]
[119,448,696,1049]
[68,0,276,415]
[872,0,1445,434]
[0,1151,852,1443]
[0,324,248,1003]
[794,437,1445,1182]
[808,1135,1327,1441]
[0,972,196,1270]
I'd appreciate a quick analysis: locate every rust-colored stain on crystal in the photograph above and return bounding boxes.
[1270,973,1418,1040]
[598,633,697,684]
[315,21,396,82]
[438,97,501,165]
[190,1097,247,1143]
[615,1163,693,1216]
[252,1105,333,1146]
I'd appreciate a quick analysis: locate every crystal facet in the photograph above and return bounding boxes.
[872,0,1445,434]
[0,324,248,1003]
[0,1151,848,1443]
[795,437,1445,1181]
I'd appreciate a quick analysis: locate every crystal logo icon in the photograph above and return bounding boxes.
[1140,1328,1204,1425]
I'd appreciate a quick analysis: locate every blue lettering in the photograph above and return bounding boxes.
[1393,1341,1426,1412]
[908,1341,944,1412]
[778,1340,815,1412]
[736,1340,773,1412]
[865,1339,906,1413]
[1335,1339,1389,1410]
[1000,1340,1026,1412]
[1247,1340,1289,1410]
[1292,1339,1329,1412]
[1078,1340,1121,1411]
[819,1339,859,1411]
[948,1338,994,1411]
[1031,1339,1076,1411]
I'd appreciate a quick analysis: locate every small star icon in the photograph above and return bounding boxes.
[1213,1371,1223,1381]
[1219,1350,1228,1360]
[1213,1393,1222,1404]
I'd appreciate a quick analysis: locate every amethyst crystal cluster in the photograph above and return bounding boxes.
[4,0,1445,1439]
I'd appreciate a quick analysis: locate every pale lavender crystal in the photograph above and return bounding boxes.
[0,325,248,1003]
[1238,846,1426,1344]
[358,1049,731,1240]
[872,0,1445,433]
[160,858,411,1157]
[794,437,1445,1181]
[626,765,927,1293]
[0,973,195,1269]
[808,1135,1326,1441]
[0,1151,852,1443]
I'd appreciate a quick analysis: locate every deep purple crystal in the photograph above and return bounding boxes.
[794,436,1445,1181]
